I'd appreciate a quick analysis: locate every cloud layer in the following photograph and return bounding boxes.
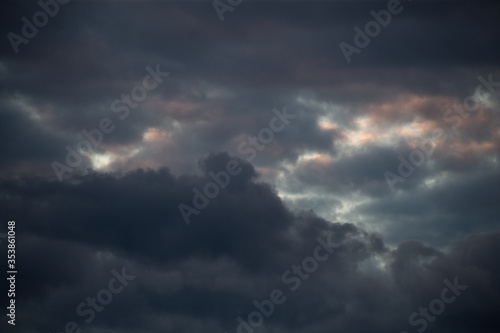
[1,0,500,332]
[1,155,499,333]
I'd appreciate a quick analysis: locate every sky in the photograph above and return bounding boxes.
[0,0,500,332]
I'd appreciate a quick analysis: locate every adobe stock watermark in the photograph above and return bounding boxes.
[7,0,71,54]
[384,73,499,191]
[400,276,467,333]
[339,0,404,64]
[213,0,243,22]
[50,267,135,333]
[51,64,169,182]
[178,106,297,225]
[234,233,340,333]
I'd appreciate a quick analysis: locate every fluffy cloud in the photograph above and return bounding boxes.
[0,154,498,333]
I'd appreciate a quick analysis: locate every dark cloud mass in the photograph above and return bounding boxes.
[0,156,499,333]
[0,0,499,332]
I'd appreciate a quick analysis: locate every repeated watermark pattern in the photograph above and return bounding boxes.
[50,267,135,333]
[339,0,404,64]
[400,277,467,333]
[233,233,340,333]
[7,0,72,54]
[3,1,489,332]
[178,106,297,225]
[51,64,169,181]
[213,0,243,22]
[384,73,499,191]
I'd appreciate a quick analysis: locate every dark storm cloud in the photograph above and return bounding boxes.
[1,0,499,179]
[0,153,499,333]
[357,165,500,246]
[0,99,91,177]
[293,145,401,195]
[1,1,499,332]
[0,2,497,222]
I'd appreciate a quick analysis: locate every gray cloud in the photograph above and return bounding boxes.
[1,1,499,332]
